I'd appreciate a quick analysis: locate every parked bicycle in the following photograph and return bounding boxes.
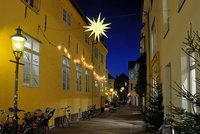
[0,107,55,134]
[59,106,71,128]
[156,115,178,134]
[0,109,15,134]
[82,105,96,120]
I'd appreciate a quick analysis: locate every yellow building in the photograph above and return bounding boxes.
[142,0,200,116]
[0,0,108,126]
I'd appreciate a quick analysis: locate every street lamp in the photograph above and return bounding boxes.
[10,27,26,133]
[110,88,114,102]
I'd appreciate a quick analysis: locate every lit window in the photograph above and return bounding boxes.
[21,0,41,12]
[62,56,70,91]
[162,0,169,37]
[63,9,71,26]
[76,64,82,91]
[23,34,40,87]
[85,69,90,92]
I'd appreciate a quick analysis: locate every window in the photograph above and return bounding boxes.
[83,48,85,57]
[76,43,78,54]
[21,0,41,12]
[85,69,90,92]
[85,34,89,45]
[140,37,145,54]
[68,35,70,48]
[131,83,133,90]
[151,19,157,58]
[151,0,154,7]
[162,0,169,37]
[95,47,98,60]
[189,52,197,113]
[129,71,134,79]
[62,56,70,91]
[100,81,104,95]
[63,9,71,26]
[178,0,185,12]
[76,64,82,91]
[23,34,40,87]
[94,79,98,92]
[181,51,197,113]
[101,54,104,64]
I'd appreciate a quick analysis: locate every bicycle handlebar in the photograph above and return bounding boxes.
[8,107,25,113]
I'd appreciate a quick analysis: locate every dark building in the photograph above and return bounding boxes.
[114,73,129,102]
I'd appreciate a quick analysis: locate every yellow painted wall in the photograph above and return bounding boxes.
[0,0,107,125]
[142,0,200,115]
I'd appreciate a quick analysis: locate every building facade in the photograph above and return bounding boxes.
[141,0,200,116]
[0,0,108,126]
[108,73,115,90]
[114,73,129,103]
[128,61,139,106]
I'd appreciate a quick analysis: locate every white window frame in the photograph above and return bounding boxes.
[178,0,185,12]
[76,64,82,91]
[23,34,40,88]
[62,56,70,91]
[63,8,71,26]
[21,0,41,13]
[181,51,197,113]
[162,0,169,38]
[189,52,197,113]
[94,79,98,92]
[85,69,90,92]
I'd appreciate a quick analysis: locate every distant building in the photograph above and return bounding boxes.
[128,61,139,106]
[114,73,129,102]
[108,73,115,90]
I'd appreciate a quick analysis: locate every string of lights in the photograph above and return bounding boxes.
[42,13,139,32]
[38,25,106,81]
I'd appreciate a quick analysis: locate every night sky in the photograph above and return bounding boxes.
[74,0,142,77]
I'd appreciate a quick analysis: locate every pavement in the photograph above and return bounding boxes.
[49,105,148,134]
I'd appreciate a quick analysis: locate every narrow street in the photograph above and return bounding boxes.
[49,105,147,134]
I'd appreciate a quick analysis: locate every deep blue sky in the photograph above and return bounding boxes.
[74,0,142,77]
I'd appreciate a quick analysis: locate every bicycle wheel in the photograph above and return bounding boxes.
[5,126,15,134]
[62,118,70,128]
[23,127,43,134]
[0,125,4,134]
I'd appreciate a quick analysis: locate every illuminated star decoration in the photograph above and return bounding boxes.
[84,13,111,41]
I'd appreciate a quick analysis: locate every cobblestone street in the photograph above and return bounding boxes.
[49,105,147,134]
